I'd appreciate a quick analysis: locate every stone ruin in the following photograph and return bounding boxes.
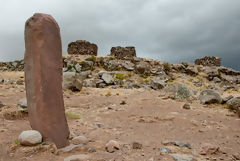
[195,56,221,67]
[110,46,136,59]
[67,40,98,56]
[24,13,69,148]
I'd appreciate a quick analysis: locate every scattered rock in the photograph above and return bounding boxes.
[222,95,234,104]
[17,98,27,110]
[233,153,240,160]
[16,79,24,85]
[163,141,191,149]
[165,83,193,100]
[56,144,85,154]
[132,142,142,149]
[64,154,89,161]
[213,77,221,83]
[120,100,126,105]
[199,143,220,155]
[169,154,195,161]
[183,103,191,110]
[18,130,42,146]
[106,140,120,153]
[150,77,165,90]
[0,78,4,83]
[62,72,83,91]
[101,73,114,85]
[72,135,89,145]
[226,97,240,111]
[135,61,150,74]
[0,101,4,108]
[159,147,171,154]
[122,61,135,71]
[199,90,222,104]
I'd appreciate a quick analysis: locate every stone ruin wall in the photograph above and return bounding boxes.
[68,40,98,56]
[110,46,136,59]
[195,56,221,67]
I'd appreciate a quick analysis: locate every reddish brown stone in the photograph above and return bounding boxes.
[24,13,69,148]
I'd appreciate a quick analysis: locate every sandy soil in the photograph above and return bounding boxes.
[0,72,240,161]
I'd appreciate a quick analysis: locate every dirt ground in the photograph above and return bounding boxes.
[0,71,239,161]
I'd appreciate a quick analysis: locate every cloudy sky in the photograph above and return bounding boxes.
[0,0,240,70]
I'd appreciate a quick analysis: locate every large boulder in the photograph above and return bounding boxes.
[164,83,193,100]
[135,61,150,74]
[226,97,240,111]
[101,73,114,85]
[67,40,98,56]
[62,72,83,91]
[110,46,136,59]
[199,90,222,104]
[150,77,166,90]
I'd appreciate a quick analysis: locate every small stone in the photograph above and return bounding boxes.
[72,135,88,145]
[162,141,191,149]
[0,101,4,108]
[159,147,171,154]
[64,154,89,161]
[199,143,220,155]
[213,77,221,83]
[120,100,126,105]
[169,154,195,161]
[17,98,27,109]
[18,130,42,146]
[106,140,120,153]
[183,103,191,110]
[0,78,4,83]
[132,141,142,149]
[233,153,240,160]
[16,79,24,85]
[101,73,114,85]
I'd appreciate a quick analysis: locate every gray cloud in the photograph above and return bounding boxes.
[0,0,240,70]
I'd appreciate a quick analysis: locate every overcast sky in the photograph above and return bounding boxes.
[0,0,240,70]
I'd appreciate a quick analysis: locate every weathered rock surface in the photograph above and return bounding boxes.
[105,140,120,153]
[169,154,195,161]
[110,46,136,59]
[68,40,98,56]
[0,100,4,108]
[72,135,89,145]
[62,72,83,91]
[150,77,165,90]
[164,83,193,100]
[24,13,69,148]
[199,90,222,104]
[226,97,240,111]
[64,154,89,161]
[17,98,27,111]
[18,130,42,146]
[101,73,114,85]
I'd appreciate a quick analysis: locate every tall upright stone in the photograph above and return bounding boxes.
[24,13,69,148]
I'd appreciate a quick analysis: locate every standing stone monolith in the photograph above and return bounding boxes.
[24,13,69,148]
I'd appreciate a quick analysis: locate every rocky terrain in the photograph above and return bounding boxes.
[0,53,240,161]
